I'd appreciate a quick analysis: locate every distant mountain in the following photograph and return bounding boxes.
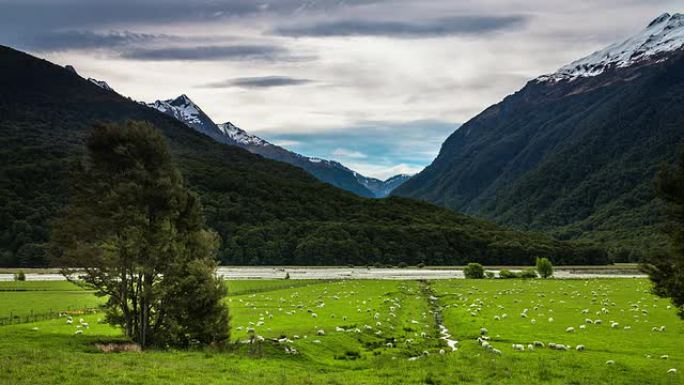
[394,13,684,255]
[148,95,408,197]
[0,44,604,267]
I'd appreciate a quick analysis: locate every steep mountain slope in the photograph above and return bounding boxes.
[149,96,407,198]
[0,45,604,267]
[394,13,684,255]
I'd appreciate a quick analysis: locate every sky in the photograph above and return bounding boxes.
[1,0,682,179]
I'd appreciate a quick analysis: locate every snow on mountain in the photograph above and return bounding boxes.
[356,173,412,198]
[147,94,214,132]
[87,78,114,92]
[217,122,269,147]
[538,13,684,82]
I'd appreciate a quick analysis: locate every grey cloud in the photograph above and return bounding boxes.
[273,15,529,38]
[122,45,292,61]
[20,30,163,51]
[204,76,314,88]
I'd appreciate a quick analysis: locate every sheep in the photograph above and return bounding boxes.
[439,349,445,355]
[31,327,39,331]
[585,318,593,324]
[386,342,394,348]
[311,313,318,318]
[527,344,535,351]
[66,319,73,325]
[335,326,345,332]
[579,325,586,330]
[74,330,83,335]
[566,327,575,333]
[668,369,677,374]
[491,348,502,355]
[548,317,554,323]
[576,345,585,352]
[531,319,537,325]
[81,322,89,328]
[494,315,500,321]
[594,319,603,325]
[610,322,619,329]
[316,329,325,336]
[606,360,615,365]
[661,355,669,360]
[480,328,488,335]
[533,341,545,348]
[512,344,525,352]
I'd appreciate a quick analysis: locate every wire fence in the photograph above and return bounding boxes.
[0,307,100,326]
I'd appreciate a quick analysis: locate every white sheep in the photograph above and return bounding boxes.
[667,368,677,374]
[606,360,615,365]
[566,326,575,333]
[512,344,525,352]
[576,345,585,351]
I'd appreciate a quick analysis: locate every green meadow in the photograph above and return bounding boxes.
[0,278,681,384]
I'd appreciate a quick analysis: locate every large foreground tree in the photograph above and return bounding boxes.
[642,147,684,318]
[51,121,229,347]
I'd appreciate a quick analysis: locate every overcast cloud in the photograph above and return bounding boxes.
[0,0,681,178]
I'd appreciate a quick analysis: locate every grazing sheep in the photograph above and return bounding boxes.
[316,329,325,336]
[531,319,537,325]
[548,317,554,323]
[527,344,535,351]
[576,345,585,351]
[386,342,394,348]
[74,330,83,335]
[439,349,445,355]
[480,328,488,335]
[31,327,39,331]
[533,341,545,348]
[66,319,73,325]
[335,326,345,332]
[585,318,593,324]
[606,360,615,365]
[594,319,603,325]
[494,315,500,321]
[667,369,677,374]
[512,344,525,352]
[312,340,321,344]
[311,313,318,318]
[491,348,502,355]
[610,322,619,329]
[579,325,586,330]
[566,327,575,333]
[661,355,669,360]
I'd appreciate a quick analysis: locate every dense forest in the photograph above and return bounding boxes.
[0,45,609,267]
[395,50,684,259]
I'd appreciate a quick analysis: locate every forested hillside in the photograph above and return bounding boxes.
[395,47,684,258]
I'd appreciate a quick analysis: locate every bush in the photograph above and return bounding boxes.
[284,272,290,280]
[417,262,426,269]
[398,262,408,268]
[14,270,26,281]
[498,269,518,279]
[536,257,554,278]
[519,268,538,279]
[485,271,495,279]
[463,263,485,279]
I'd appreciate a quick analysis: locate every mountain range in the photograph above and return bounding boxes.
[394,13,684,256]
[146,94,410,198]
[0,44,602,267]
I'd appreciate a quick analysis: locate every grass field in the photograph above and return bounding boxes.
[0,278,681,384]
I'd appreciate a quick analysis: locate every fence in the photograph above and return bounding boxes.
[0,307,100,326]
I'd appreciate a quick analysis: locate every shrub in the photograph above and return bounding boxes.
[463,263,485,279]
[498,269,518,279]
[284,272,290,280]
[417,262,426,269]
[398,262,408,268]
[536,257,554,278]
[485,271,495,279]
[519,268,538,279]
[14,270,26,281]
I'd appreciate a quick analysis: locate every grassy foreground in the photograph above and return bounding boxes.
[0,278,681,384]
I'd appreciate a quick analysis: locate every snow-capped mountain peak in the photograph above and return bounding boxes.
[148,95,211,130]
[217,122,269,147]
[538,12,684,82]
